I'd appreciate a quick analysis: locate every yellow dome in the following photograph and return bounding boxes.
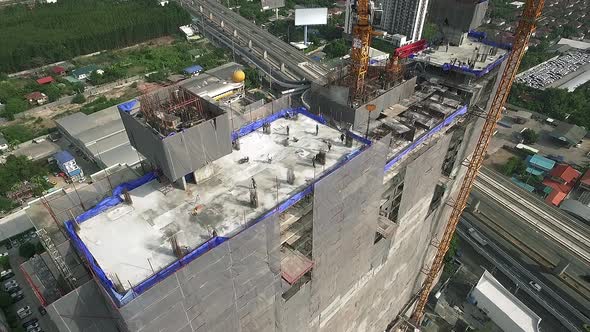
[232,70,245,83]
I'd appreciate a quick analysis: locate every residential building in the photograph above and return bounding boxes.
[36,76,54,85]
[21,37,509,332]
[52,66,67,76]
[54,151,84,182]
[25,91,48,105]
[580,169,590,191]
[72,65,102,80]
[468,270,541,332]
[379,0,429,42]
[550,123,587,147]
[525,154,556,175]
[428,0,488,45]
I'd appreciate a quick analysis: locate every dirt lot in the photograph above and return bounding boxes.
[485,109,590,168]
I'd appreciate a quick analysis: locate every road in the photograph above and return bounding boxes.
[474,166,590,265]
[178,0,330,85]
[457,219,589,331]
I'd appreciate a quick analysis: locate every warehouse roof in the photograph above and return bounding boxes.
[471,270,541,332]
[550,123,587,145]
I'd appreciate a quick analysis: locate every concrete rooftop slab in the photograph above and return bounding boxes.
[76,115,362,288]
[414,39,508,72]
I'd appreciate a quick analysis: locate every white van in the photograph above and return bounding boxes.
[17,306,32,319]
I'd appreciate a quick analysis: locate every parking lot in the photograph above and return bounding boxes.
[1,236,58,332]
[516,51,590,90]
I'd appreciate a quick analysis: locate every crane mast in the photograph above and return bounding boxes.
[350,0,372,99]
[407,0,545,326]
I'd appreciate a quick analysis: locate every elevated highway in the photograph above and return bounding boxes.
[179,0,330,87]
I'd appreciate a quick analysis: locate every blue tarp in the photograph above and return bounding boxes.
[54,150,75,164]
[117,100,138,113]
[183,65,203,74]
[385,105,468,171]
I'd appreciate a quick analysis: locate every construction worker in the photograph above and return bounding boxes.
[315,124,319,136]
[340,133,345,143]
[327,141,332,151]
[286,125,290,136]
[251,177,256,190]
[312,156,316,168]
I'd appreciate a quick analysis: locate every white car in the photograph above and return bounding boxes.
[529,281,542,292]
[17,306,32,319]
[26,322,40,331]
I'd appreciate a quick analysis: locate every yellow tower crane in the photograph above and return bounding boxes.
[407,0,545,327]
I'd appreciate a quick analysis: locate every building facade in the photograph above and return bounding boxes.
[379,0,429,43]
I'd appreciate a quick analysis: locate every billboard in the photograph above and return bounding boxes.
[294,8,328,26]
[261,0,285,10]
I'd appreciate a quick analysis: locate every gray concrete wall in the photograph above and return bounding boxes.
[116,214,281,332]
[308,136,388,331]
[46,279,121,332]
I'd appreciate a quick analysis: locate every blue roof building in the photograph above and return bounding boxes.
[183,65,203,76]
[54,151,84,180]
[54,151,75,164]
[525,154,555,175]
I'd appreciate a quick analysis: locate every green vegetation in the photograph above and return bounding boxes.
[442,234,460,280]
[0,155,51,211]
[371,38,396,54]
[509,81,590,128]
[488,0,516,20]
[324,39,349,59]
[0,75,84,119]
[268,15,344,44]
[0,256,9,270]
[501,156,527,176]
[421,22,439,42]
[19,242,36,259]
[80,96,123,115]
[0,124,53,146]
[72,93,86,104]
[521,128,538,144]
[0,291,10,309]
[0,0,190,72]
[244,67,262,89]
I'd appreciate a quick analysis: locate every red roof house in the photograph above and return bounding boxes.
[545,189,567,206]
[36,76,54,85]
[548,164,581,184]
[52,66,66,75]
[25,91,48,105]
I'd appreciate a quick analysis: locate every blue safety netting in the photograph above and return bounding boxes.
[117,100,138,113]
[66,105,370,307]
[231,106,328,141]
[385,105,468,171]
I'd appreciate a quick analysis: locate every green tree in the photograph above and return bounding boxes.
[3,97,28,120]
[72,93,86,104]
[421,22,438,42]
[44,84,61,102]
[501,156,527,176]
[18,242,36,259]
[324,39,349,59]
[0,256,9,270]
[521,128,538,144]
[244,67,261,89]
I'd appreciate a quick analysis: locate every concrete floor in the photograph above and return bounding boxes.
[76,115,363,288]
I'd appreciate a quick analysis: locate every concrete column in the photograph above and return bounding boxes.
[304,25,308,45]
[553,259,570,276]
[209,13,213,20]
[174,177,187,191]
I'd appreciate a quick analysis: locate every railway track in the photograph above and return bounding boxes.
[466,210,590,301]
[474,168,590,265]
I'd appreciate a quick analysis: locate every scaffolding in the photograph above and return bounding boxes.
[36,228,77,291]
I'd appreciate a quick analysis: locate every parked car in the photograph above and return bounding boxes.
[22,318,38,329]
[37,306,47,316]
[4,280,17,289]
[529,280,542,292]
[25,322,39,331]
[17,306,32,319]
[0,269,14,281]
[8,286,21,294]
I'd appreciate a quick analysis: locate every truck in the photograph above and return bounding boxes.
[468,228,488,246]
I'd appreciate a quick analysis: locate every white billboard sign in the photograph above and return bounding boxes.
[294,8,328,26]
